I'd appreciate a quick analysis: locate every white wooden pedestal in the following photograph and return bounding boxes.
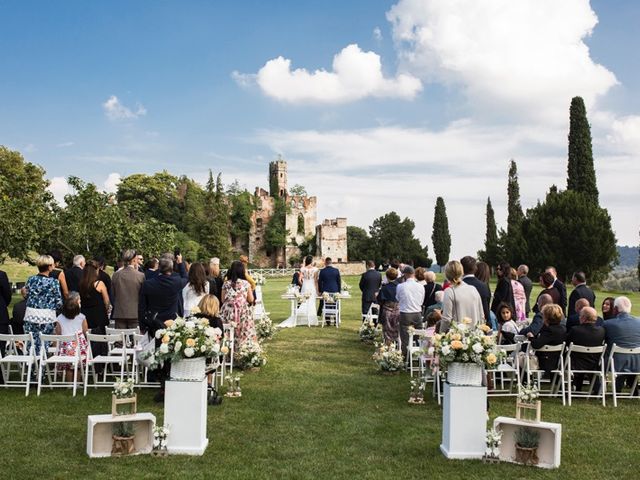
[164,379,209,455]
[440,383,487,459]
[87,413,155,458]
[493,416,561,468]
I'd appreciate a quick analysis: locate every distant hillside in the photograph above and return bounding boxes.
[617,245,639,269]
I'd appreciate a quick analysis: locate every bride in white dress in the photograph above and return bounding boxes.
[279,256,319,327]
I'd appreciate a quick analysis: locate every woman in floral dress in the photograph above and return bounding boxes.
[221,261,257,348]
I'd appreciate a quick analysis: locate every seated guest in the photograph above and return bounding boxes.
[601,296,616,321]
[566,298,603,331]
[55,292,89,381]
[497,302,518,345]
[425,290,444,317]
[424,310,441,337]
[378,268,400,345]
[519,293,553,337]
[604,296,640,392]
[566,306,605,392]
[194,294,224,331]
[527,304,566,376]
[10,288,27,334]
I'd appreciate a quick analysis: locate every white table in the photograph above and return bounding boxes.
[164,379,209,455]
[493,416,562,468]
[440,383,487,459]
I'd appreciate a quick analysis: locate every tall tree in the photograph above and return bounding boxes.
[503,159,527,266]
[347,226,374,262]
[478,197,501,268]
[200,171,232,263]
[567,96,598,201]
[431,197,451,267]
[369,212,431,267]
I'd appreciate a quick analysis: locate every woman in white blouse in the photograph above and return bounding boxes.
[182,262,209,317]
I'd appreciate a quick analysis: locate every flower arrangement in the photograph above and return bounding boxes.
[431,318,500,371]
[408,377,426,404]
[485,427,503,459]
[340,281,351,292]
[372,343,404,372]
[225,373,243,397]
[113,378,135,399]
[234,340,266,370]
[518,383,539,403]
[255,313,276,341]
[294,291,312,301]
[153,316,222,364]
[322,292,337,303]
[152,425,170,454]
[359,319,379,344]
[516,383,542,422]
[112,378,137,416]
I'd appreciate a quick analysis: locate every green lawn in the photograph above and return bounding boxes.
[1,275,639,478]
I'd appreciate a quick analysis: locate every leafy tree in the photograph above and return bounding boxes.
[478,197,501,268]
[431,197,451,267]
[567,96,598,201]
[0,147,55,261]
[503,159,527,266]
[200,171,232,263]
[289,184,307,196]
[347,226,374,262]
[369,212,432,267]
[228,188,255,251]
[264,196,288,257]
[522,188,617,283]
[116,171,182,224]
[179,176,206,241]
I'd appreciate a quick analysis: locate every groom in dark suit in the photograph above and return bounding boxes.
[317,257,341,316]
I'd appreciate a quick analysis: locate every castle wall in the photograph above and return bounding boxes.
[316,217,348,263]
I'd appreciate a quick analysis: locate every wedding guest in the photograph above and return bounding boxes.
[291,264,303,288]
[112,249,146,329]
[510,267,527,323]
[139,257,187,332]
[491,262,515,316]
[568,271,596,315]
[194,294,224,331]
[183,262,209,317]
[55,292,89,381]
[566,298,602,331]
[359,260,381,316]
[65,255,85,293]
[604,296,640,392]
[527,304,566,376]
[10,288,27,334]
[92,256,112,303]
[220,260,257,349]
[396,266,425,358]
[144,258,160,280]
[475,262,491,286]
[601,297,616,320]
[0,267,10,336]
[440,260,484,333]
[425,310,441,336]
[519,293,553,337]
[545,266,567,315]
[80,263,111,357]
[517,264,533,318]
[415,267,427,285]
[378,268,400,344]
[48,250,69,299]
[533,272,561,311]
[239,255,257,291]
[208,257,224,302]
[461,256,491,326]
[424,290,444,316]
[23,255,63,355]
[497,303,518,345]
[422,271,442,310]
[566,306,605,392]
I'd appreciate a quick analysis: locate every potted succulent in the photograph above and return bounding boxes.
[514,426,540,465]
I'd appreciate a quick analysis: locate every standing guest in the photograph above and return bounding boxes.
[497,303,518,344]
[568,271,596,315]
[139,257,187,332]
[55,292,89,381]
[519,293,553,337]
[136,253,145,273]
[566,298,602,331]
[10,288,27,334]
[491,262,515,316]
[220,260,257,348]
[239,255,257,291]
[527,304,566,376]
[533,272,561,311]
[475,262,491,286]
[65,255,86,293]
[378,268,400,344]
[79,263,111,357]
[422,271,443,310]
[509,268,527,323]
[359,260,382,316]
[566,306,605,391]
[144,258,159,280]
[460,256,491,326]
[317,257,342,316]
[396,266,425,358]
[415,267,427,285]
[604,296,640,392]
[111,249,145,329]
[23,255,63,355]
[182,262,209,317]
[601,297,616,321]
[0,267,11,335]
[92,256,112,303]
[517,265,533,318]
[48,250,69,299]
[545,266,567,316]
[208,257,224,302]
[440,260,485,333]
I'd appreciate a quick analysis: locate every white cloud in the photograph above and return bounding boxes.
[102,95,147,120]
[103,173,122,193]
[236,44,422,104]
[48,176,71,205]
[373,26,383,41]
[605,115,640,154]
[386,0,618,122]
[56,141,74,148]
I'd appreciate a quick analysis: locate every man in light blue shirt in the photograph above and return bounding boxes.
[396,266,425,359]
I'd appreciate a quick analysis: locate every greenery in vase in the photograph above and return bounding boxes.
[515,427,540,449]
[113,421,135,438]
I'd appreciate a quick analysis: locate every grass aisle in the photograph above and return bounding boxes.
[0,276,639,479]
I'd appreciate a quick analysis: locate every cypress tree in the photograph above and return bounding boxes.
[479,197,500,268]
[567,96,599,201]
[504,159,527,265]
[431,197,451,268]
[201,171,231,263]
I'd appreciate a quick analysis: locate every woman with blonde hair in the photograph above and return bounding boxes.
[527,304,566,376]
[440,260,485,332]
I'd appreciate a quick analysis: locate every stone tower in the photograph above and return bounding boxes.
[269,158,288,197]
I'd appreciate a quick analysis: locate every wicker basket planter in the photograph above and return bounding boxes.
[515,445,539,465]
[447,362,483,386]
[171,357,207,381]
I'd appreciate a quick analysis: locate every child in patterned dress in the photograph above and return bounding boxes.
[55,292,89,381]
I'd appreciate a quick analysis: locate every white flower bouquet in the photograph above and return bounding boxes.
[154,316,222,364]
[234,340,266,369]
[359,319,379,344]
[255,313,276,341]
[112,378,135,399]
[431,317,500,371]
[153,425,170,451]
[486,427,503,458]
[518,383,540,403]
[372,343,404,372]
[322,292,337,303]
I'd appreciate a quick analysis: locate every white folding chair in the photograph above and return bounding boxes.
[83,333,126,395]
[363,304,379,324]
[106,327,140,379]
[607,344,640,407]
[407,329,430,377]
[487,343,522,396]
[37,333,81,396]
[218,324,235,385]
[526,342,566,405]
[322,298,340,328]
[0,333,37,396]
[565,343,606,406]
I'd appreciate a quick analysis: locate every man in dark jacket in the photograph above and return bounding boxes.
[545,266,567,315]
[0,269,11,336]
[317,258,341,316]
[64,255,85,293]
[139,256,187,334]
[359,260,381,316]
[517,264,533,317]
[566,306,605,391]
[460,256,491,325]
[568,271,596,315]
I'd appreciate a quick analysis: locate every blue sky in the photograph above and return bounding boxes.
[1,0,639,257]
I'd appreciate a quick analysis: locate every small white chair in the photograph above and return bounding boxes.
[487,343,522,396]
[363,304,379,324]
[37,333,82,396]
[83,333,126,395]
[218,324,235,384]
[607,344,640,407]
[0,333,37,396]
[106,327,140,378]
[322,298,341,328]
[526,342,566,405]
[565,343,606,406]
[406,329,430,377]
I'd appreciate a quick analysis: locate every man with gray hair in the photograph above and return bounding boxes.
[566,305,605,391]
[112,249,145,329]
[605,296,640,393]
[517,264,533,317]
[65,254,86,293]
[208,257,223,302]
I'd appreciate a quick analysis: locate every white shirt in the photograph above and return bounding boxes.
[396,278,425,313]
[182,282,210,317]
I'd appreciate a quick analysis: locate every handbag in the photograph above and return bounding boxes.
[135,332,156,368]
